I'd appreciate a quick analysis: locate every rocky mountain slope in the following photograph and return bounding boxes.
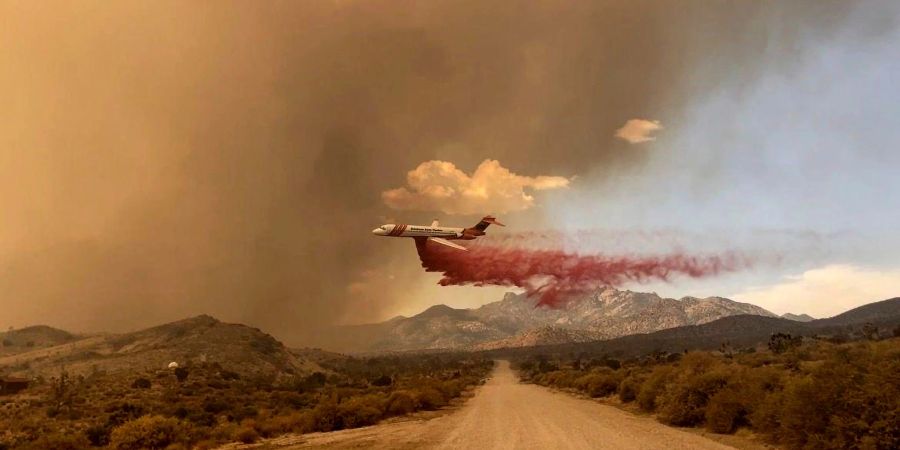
[0,315,322,378]
[490,297,900,359]
[333,287,780,352]
[473,326,602,351]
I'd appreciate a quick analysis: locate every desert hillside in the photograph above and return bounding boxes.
[0,315,320,378]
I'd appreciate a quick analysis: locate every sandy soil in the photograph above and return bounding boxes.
[232,360,746,450]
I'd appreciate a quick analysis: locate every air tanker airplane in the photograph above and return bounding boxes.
[372,216,504,251]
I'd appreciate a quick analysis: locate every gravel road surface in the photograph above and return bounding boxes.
[269,360,737,450]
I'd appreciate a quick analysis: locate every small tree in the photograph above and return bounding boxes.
[861,322,879,341]
[720,340,735,359]
[173,367,189,382]
[768,333,801,354]
[371,374,392,387]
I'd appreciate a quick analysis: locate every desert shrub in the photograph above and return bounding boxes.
[21,432,91,450]
[220,370,240,381]
[636,365,675,411]
[435,379,463,399]
[337,401,382,428]
[574,370,621,398]
[385,391,416,416]
[108,415,191,450]
[226,404,258,423]
[84,423,112,446]
[415,387,447,410]
[185,410,216,427]
[301,372,327,390]
[704,386,747,434]
[202,397,230,415]
[779,348,900,449]
[233,424,259,444]
[208,422,239,444]
[311,400,340,432]
[131,378,151,389]
[273,390,312,409]
[618,373,644,403]
[174,367,189,382]
[655,356,730,427]
[106,402,146,427]
[749,389,784,438]
[261,411,314,435]
[336,393,387,428]
[371,374,392,386]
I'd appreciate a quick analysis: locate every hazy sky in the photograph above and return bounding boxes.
[2,1,898,344]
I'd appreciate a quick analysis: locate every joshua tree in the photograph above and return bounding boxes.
[50,367,74,416]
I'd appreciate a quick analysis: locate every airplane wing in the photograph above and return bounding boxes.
[428,237,467,251]
[431,219,439,227]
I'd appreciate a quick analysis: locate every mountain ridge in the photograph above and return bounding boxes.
[484,297,900,358]
[323,287,783,352]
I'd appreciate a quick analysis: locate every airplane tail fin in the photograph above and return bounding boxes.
[473,215,504,231]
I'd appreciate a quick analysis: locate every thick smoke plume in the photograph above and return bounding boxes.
[416,239,751,307]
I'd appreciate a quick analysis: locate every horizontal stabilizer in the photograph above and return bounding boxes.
[474,215,504,231]
[428,237,467,251]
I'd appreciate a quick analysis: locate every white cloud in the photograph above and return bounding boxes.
[615,119,663,144]
[382,159,569,215]
[733,264,900,318]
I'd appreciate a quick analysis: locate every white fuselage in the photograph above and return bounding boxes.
[372,224,464,239]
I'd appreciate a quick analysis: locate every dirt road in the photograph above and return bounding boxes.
[265,360,738,450]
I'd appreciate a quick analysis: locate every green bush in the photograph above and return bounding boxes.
[108,415,191,450]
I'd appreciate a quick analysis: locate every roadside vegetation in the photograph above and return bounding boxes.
[0,354,492,449]
[516,327,900,450]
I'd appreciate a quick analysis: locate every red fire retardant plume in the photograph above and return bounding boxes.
[415,239,751,307]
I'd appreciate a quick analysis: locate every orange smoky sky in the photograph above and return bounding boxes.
[0,1,865,344]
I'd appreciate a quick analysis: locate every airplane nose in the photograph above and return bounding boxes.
[372,228,385,236]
